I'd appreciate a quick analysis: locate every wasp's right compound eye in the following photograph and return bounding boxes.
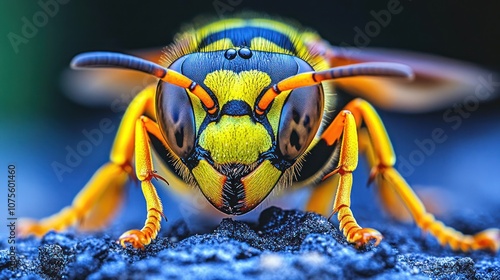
[156,81,196,159]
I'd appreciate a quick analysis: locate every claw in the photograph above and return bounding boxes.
[367,165,388,187]
[351,228,383,248]
[152,171,169,185]
[367,166,378,186]
[322,167,340,181]
[118,229,149,249]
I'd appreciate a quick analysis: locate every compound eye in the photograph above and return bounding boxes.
[156,81,196,159]
[277,86,323,160]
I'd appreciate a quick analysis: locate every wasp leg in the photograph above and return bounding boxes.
[118,116,166,249]
[318,110,383,248]
[345,98,500,252]
[19,86,157,238]
[18,163,129,236]
[358,126,413,222]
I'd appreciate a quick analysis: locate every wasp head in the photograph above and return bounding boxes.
[156,51,324,215]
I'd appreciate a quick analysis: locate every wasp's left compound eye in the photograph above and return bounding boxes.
[277,86,323,160]
[156,81,196,159]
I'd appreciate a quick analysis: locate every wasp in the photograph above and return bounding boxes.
[19,16,499,252]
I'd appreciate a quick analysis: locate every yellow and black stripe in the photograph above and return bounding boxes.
[162,17,329,71]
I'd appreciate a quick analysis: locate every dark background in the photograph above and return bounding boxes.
[1,0,499,236]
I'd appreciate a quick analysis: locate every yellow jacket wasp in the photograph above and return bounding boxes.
[19,16,499,252]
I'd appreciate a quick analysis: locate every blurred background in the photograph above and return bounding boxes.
[1,0,499,237]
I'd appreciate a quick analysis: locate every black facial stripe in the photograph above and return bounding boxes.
[220,100,252,116]
[259,146,294,172]
[219,164,248,214]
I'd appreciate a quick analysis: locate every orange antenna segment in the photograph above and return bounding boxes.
[71,52,217,113]
[256,62,414,115]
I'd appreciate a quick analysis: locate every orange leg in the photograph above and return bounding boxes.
[117,116,167,249]
[19,86,168,249]
[18,162,129,235]
[307,98,500,252]
[316,109,383,247]
[358,125,412,222]
[345,98,500,252]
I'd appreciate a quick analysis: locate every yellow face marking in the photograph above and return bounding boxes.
[199,115,271,165]
[204,70,271,108]
[191,159,227,207]
[241,160,282,209]
[200,70,274,166]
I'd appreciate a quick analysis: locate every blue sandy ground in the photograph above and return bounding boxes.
[1,206,499,280]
